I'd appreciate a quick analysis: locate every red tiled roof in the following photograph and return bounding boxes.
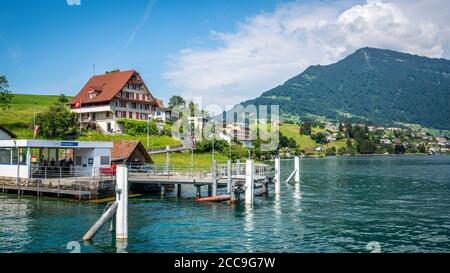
[111,140,152,164]
[68,70,158,106]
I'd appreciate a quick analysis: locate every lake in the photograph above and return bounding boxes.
[1,155,450,253]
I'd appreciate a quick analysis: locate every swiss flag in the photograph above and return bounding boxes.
[74,101,81,109]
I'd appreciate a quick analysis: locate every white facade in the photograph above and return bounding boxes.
[71,74,170,134]
[0,140,113,179]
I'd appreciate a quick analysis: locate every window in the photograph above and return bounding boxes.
[75,156,82,166]
[129,112,132,118]
[0,148,11,165]
[106,112,110,118]
[136,112,140,119]
[100,156,110,166]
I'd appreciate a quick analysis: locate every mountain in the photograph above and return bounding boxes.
[240,47,450,129]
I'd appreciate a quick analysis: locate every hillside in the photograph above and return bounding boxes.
[0,94,72,138]
[241,48,450,129]
[0,93,182,148]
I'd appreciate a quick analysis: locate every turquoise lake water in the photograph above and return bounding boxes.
[1,156,450,253]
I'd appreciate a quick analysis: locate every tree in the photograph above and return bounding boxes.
[36,101,79,139]
[299,122,312,135]
[311,133,328,144]
[105,69,120,74]
[0,75,14,110]
[325,147,336,156]
[58,94,69,104]
[168,96,185,110]
[358,139,375,154]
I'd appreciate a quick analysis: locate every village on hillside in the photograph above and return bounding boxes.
[1,69,449,168]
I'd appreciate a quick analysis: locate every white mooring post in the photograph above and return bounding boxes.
[275,157,281,194]
[245,159,254,205]
[226,160,232,194]
[116,165,128,241]
[294,156,300,183]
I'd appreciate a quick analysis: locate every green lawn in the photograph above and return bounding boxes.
[0,94,182,149]
[77,131,182,149]
[150,152,231,167]
[280,124,318,147]
[0,93,72,138]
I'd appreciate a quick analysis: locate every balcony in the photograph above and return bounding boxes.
[72,105,112,114]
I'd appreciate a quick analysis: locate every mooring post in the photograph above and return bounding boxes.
[275,157,281,194]
[230,179,237,204]
[212,160,218,196]
[226,160,232,194]
[245,159,254,206]
[115,164,128,241]
[160,185,165,198]
[294,156,300,183]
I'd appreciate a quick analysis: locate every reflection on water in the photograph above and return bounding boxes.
[116,240,128,253]
[1,156,450,253]
[243,204,255,252]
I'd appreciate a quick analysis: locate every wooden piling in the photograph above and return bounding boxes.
[196,185,201,199]
[176,184,181,199]
[207,185,212,197]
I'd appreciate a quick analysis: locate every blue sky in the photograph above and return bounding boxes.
[1,0,449,106]
[0,0,287,101]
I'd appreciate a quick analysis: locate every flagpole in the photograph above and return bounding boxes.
[147,115,150,148]
[79,101,82,136]
[33,103,36,139]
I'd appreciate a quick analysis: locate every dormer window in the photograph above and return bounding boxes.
[88,90,96,99]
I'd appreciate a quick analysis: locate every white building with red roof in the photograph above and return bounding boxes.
[68,70,171,133]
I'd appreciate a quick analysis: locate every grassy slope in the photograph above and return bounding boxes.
[0,93,183,149]
[77,131,182,149]
[280,124,350,151]
[0,94,71,138]
[151,152,231,166]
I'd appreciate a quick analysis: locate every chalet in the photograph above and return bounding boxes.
[0,125,17,140]
[111,140,153,165]
[68,70,170,133]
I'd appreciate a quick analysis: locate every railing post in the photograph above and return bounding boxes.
[45,167,47,180]
[236,159,241,176]
[275,157,281,194]
[59,167,62,179]
[116,165,128,241]
[245,159,254,206]
[294,156,300,183]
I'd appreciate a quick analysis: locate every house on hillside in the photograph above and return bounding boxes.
[68,70,171,133]
[0,125,17,140]
[111,140,153,165]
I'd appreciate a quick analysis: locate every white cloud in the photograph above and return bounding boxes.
[66,0,81,6]
[163,0,450,107]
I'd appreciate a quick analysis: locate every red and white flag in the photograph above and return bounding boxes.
[74,101,81,109]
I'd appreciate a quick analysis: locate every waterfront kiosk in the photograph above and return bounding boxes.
[0,140,113,179]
